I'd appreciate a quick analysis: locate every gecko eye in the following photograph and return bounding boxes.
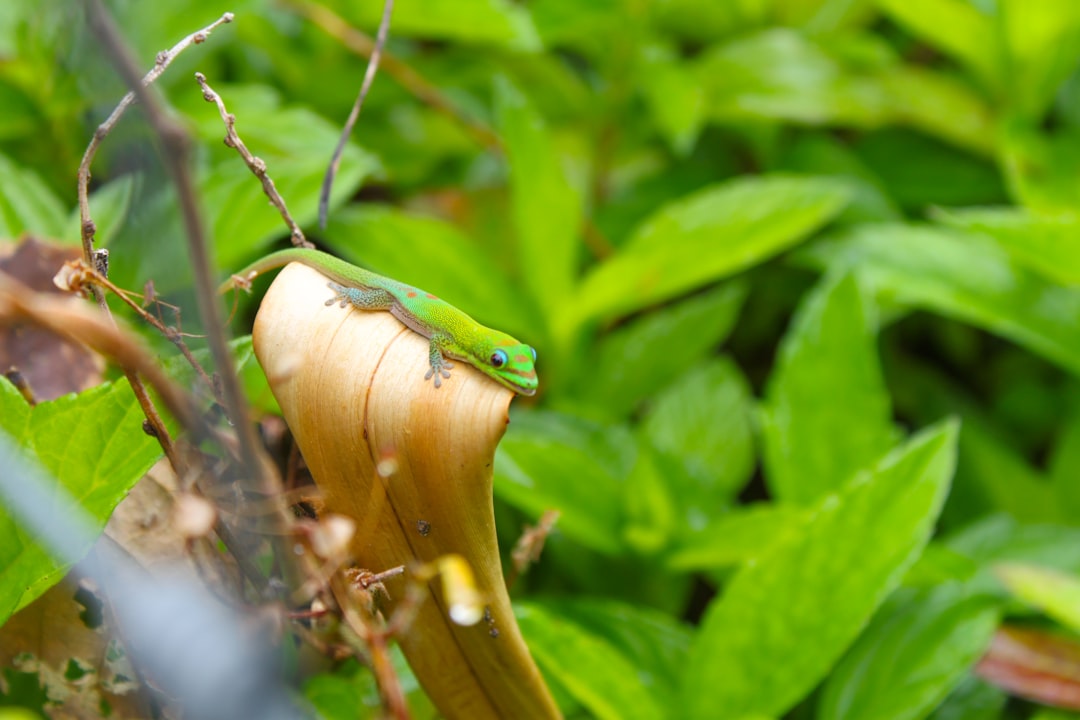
[490,350,508,368]
[530,347,537,362]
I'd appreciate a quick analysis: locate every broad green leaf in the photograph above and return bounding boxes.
[649,0,769,42]
[775,0,875,34]
[818,585,1000,720]
[577,281,747,418]
[799,224,1080,375]
[696,29,891,126]
[682,420,958,718]
[995,564,1080,633]
[494,411,633,555]
[761,272,897,505]
[0,377,164,626]
[0,152,66,241]
[636,44,706,155]
[935,207,1080,286]
[495,76,583,320]
[348,0,541,51]
[574,175,850,323]
[666,503,807,570]
[877,67,996,156]
[322,205,538,336]
[526,598,693,708]
[641,358,755,519]
[876,0,998,87]
[515,602,665,719]
[999,0,1080,119]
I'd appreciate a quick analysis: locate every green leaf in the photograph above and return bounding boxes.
[799,224,1080,375]
[0,151,66,241]
[641,358,756,519]
[995,563,1080,633]
[0,377,164,627]
[495,76,583,321]
[525,598,693,708]
[494,411,633,555]
[934,207,1080,286]
[761,272,897,505]
[927,675,1006,720]
[576,281,747,418]
[322,205,539,337]
[1049,408,1080,523]
[875,0,998,88]
[666,503,807,570]
[998,125,1080,213]
[681,420,958,718]
[818,584,1000,720]
[636,43,706,155]
[877,67,996,156]
[695,29,891,126]
[515,602,666,719]
[349,0,541,51]
[574,175,850,323]
[999,0,1080,119]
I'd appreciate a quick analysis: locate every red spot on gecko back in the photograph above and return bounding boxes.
[406,291,418,298]
[425,293,437,300]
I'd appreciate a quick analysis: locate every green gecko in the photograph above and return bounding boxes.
[222,248,538,396]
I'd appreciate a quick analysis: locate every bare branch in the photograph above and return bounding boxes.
[318,0,395,230]
[195,73,311,249]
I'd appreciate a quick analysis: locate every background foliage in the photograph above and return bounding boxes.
[2,0,1080,717]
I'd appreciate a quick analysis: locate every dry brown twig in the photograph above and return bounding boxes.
[318,0,395,229]
[195,73,312,249]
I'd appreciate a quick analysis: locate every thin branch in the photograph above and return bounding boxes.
[72,11,233,476]
[195,73,311,249]
[291,0,501,152]
[77,12,235,264]
[318,0,395,230]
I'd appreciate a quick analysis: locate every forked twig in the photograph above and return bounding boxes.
[195,73,311,249]
[318,0,395,229]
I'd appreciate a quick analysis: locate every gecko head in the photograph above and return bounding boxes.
[479,334,538,396]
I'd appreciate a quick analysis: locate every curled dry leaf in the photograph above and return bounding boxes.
[253,263,560,720]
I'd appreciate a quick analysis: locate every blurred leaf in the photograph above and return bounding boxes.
[999,125,1080,213]
[576,281,747,418]
[775,0,876,35]
[62,175,135,249]
[877,67,996,156]
[526,598,693,708]
[800,224,1080,375]
[995,564,1080,633]
[0,151,66,241]
[574,175,850,323]
[641,357,756,521]
[876,0,998,88]
[681,420,958,718]
[666,503,807,570]
[322,205,538,336]
[0,377,163,627]
[853,130,1006,211]
[495,76,583,321]
[927,675,1007,720]
[637,44,706,155]
[347,0,541,51]
[999,0,1080,119]
[935,207,1080,286]
[494,411,633,555]
[761,272,897,505]
[818,584,1000,720]
[649,0,769,42]
[1049,408,1080,523]
[515,602,666,719]
[696,29,891,126]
